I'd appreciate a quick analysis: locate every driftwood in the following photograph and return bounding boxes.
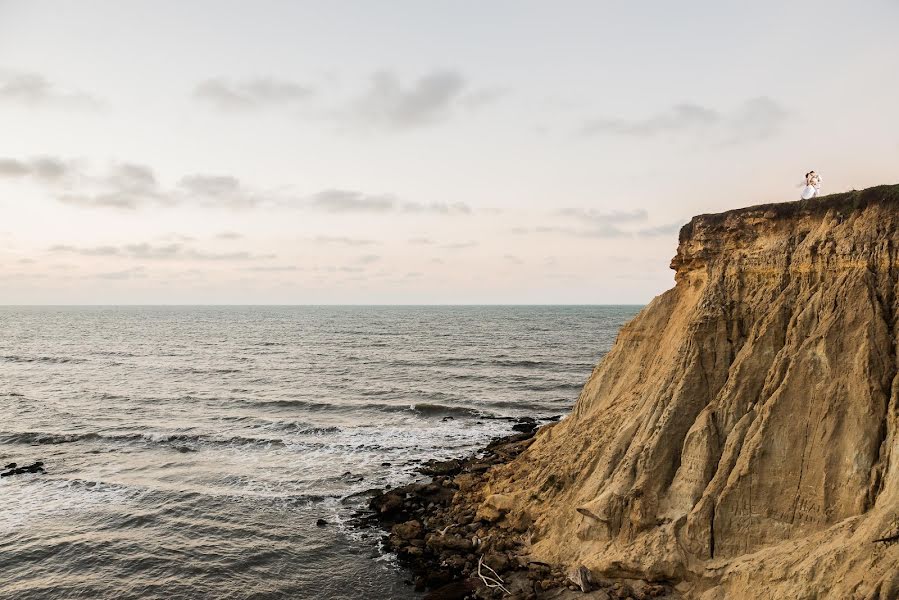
[477,555,510,596]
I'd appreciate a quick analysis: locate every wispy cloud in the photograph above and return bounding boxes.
[314,236,379,246]
[354,254,381,264]
[402,201,470,215]
[305,189,471,215]
[580,97,790,144]
[58,163,163,209]
[440,241,478,249]
[511,220,682,239]
[635,222,683,237]
[0,70,104,110]
[307,189,396,213]
[0,156,76,182]
[346,70,465,131]
[49,243,275,261]
[241,265,302,272]
[177,174,260,209]
[194,77,315,111]
[555,208,648,224]
[215,231,243,240]
[94,266,147,280]
[2,155,472,216]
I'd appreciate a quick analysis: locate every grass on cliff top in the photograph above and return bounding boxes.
[681,182,899,240]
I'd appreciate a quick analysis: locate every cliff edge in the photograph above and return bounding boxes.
[480,184,899,599]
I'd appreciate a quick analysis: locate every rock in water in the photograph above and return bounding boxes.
[1,461,45,477]
[475,185,899,599]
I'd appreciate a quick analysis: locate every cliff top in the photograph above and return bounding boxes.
[679,182,899,244]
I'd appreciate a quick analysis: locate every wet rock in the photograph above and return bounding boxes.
[419,458,463,477]
[370,491,404,516]
[392,519,423,540]
[428,533,473,553]
[483,552,511,573]
[1,461,45,478]
[423,579,474,599]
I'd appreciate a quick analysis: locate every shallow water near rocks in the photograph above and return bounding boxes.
[0,305,637,599]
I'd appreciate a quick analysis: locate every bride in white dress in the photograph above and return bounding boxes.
[801,171,822,199]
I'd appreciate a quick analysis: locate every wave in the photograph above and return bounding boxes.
[251,397,492,419]
[171,367,244,375]
[1,355,86,364]
[0,430,287,449]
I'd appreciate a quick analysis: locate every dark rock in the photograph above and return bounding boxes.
[483,552,511,573]
[568,565,593,592]
[392,520,423,540]
[423,578,474,599]
[0,461,46,478]
[316,518,328,527]
[420,458,463,477]
[370,491,404,516]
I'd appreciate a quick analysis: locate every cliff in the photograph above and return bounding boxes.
[480,184,899,599]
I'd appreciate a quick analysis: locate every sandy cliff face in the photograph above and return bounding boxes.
[483,185,899,599]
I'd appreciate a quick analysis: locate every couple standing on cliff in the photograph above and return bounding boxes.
[801,170,822,199]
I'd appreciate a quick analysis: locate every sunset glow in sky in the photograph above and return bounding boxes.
[2,1,898,303]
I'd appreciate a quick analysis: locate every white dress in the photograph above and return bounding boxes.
[800,175,821,199]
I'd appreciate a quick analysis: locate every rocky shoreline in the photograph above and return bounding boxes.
[352,419,676,600]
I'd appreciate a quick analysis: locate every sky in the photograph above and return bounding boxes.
[1,1,897,304]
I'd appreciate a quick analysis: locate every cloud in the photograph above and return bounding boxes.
[346,70,467,131]
[194,77,315,111]
[460,87,509,109]
[580,97,790,143]
[305,189,471,215]
[177,174,260,209]
[0,156,76,182]
[215,231,243,240]
[242,265,301,272]
[440,241,478,249]
[49,244,120,256]
[635,222,683,237]
[510,219,682,239]
[55,162,165,209]
[314,236,379,246]
[49,243,274,261]
[540,224,628,239]
[2,155,470,216]
[0,70,103,110]
[307,189,396,213]
[50,165,259,210]
[401,201,471,214]
[408,237,434,245]
[355,254,381,265]
[555,208,648,224]
[94,267,146,280]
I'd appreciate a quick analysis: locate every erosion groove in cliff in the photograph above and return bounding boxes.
[479,185,899,599]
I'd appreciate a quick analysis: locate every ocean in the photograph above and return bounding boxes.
[0,305,639,600]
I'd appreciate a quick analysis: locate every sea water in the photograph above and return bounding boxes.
[0,305,638,599]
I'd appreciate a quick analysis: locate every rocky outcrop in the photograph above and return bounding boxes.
[478,185,899,599]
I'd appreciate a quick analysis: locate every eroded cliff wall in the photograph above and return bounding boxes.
[482,185,899,599]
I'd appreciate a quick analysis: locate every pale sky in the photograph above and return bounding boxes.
[1,1,897,304]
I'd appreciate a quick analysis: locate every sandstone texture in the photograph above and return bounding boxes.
[478,185,899,599]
